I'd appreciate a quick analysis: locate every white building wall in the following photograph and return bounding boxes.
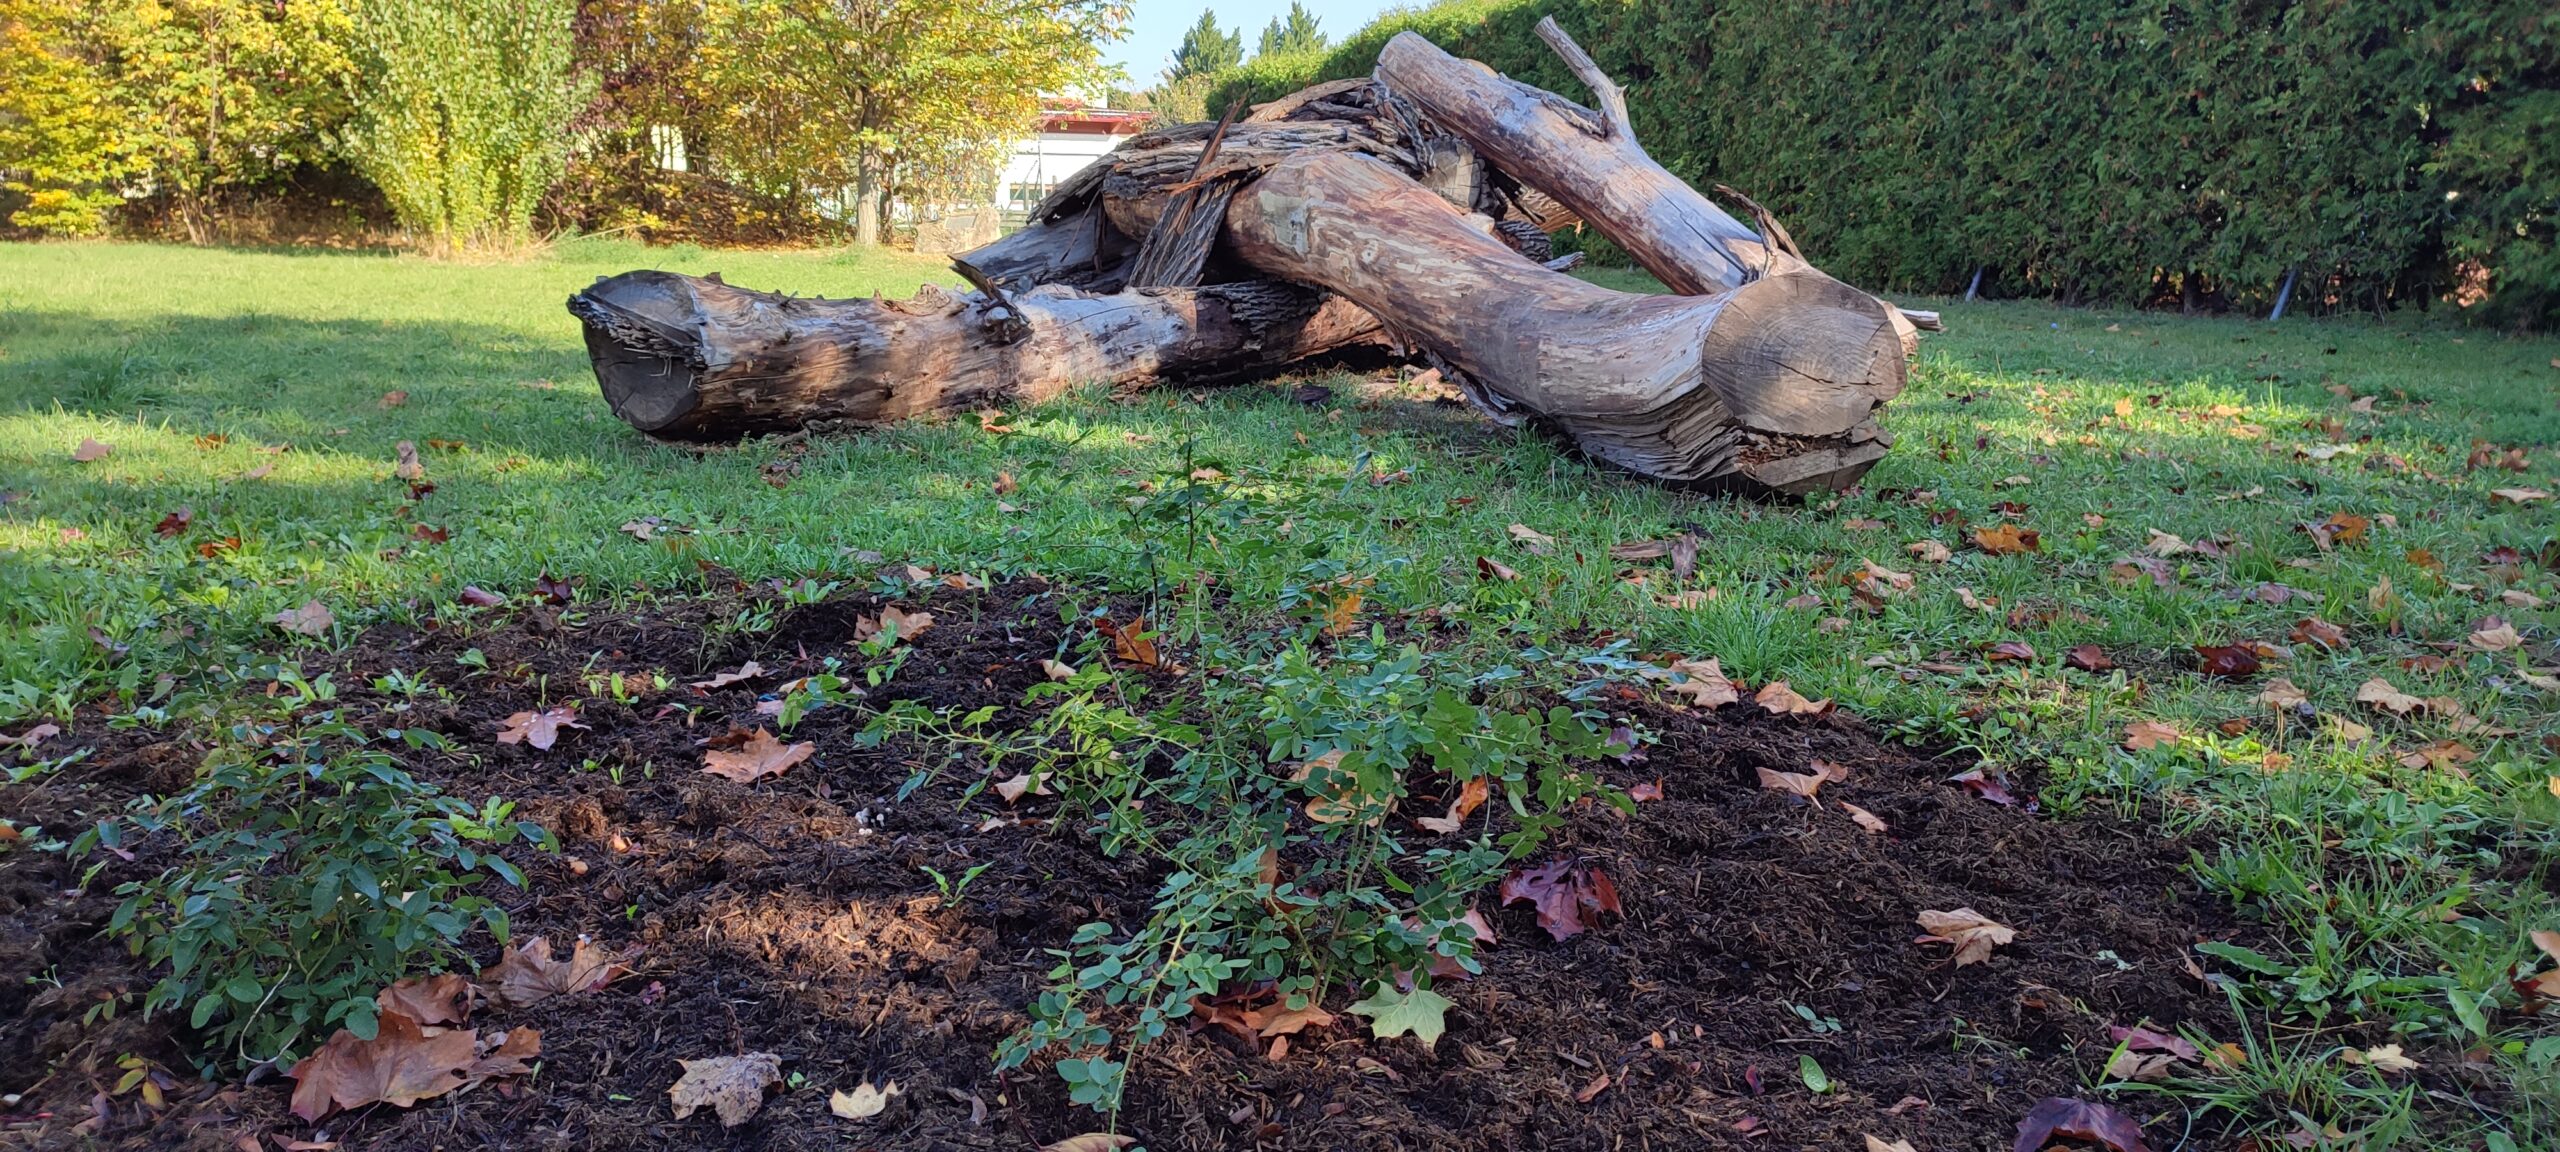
[995,132,1127,214]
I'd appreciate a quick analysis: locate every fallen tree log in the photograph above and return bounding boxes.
[568,23,1928,493]
[1226,151,1901,490]
[568,271,1382,439]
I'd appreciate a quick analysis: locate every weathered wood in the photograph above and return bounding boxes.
[1224,151,1901,491]
[568,271,1383,440]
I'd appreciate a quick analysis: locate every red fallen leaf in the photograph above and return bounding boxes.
[2192,644,2262,679]
[1948,768,2021,807]
[1628,779,1663,803]
[194,536,241,558]
[1498,858,1623,942]
[495,707,584,750]
[2399,653,2453,674]
[533,572,578,604]
[2063,645,2114,671]
[1982,640,2038,663]
[1742,1065,1765,1095]
[154,507,193,537]
[411,524,449,544]
[2012,1096,2152,1152]
[457,585,505,607]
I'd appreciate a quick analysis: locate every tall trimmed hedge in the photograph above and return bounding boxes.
[1212,0,2554,325]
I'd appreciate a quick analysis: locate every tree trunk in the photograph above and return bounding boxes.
[567,270,1384,440]
[1224,152,1901,491]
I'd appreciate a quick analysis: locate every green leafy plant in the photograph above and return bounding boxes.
[90,714,550,1068]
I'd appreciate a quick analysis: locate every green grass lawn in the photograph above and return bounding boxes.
[5,239,2558,1146]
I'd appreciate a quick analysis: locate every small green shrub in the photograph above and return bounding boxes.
[87,690,549,1068]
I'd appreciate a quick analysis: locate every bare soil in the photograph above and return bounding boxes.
[4,580,2260,1151]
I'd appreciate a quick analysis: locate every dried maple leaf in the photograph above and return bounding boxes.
[1915,908,2016,966]
[2340,1044,2418,1073]
[375,974,473,1027]
[1660,656,1738,709]
[1853,560,1914,597]
[2397,740,2477,775]
[2063,645,2114,671]
[479,935,634,1007]
[271,600,335,636]
[668,1052,782,1127]
[2355,677,2426,716]
[1628,779,1664,803]
[992,770,1050,803]
[286,1011,478,1121]
[1906,539,1952,564]
[1100,616,1161,666]
[2012,1095,2152,1152]
[495,707,584,751]
[856,605,934,645]
[1507,522,1557,555]
[1322,590,1364,636]
[1972,523,2041,555]
[2122,720,2182,750]
[1414,775,1488,834]
[153,507,193,537]
[830,1078,900,1120]
[701,728,813,782]
[1755,681,1832,716]
[1842,802,1888,834]
[1476,556,1521,581]
[2109,556,2176,588]
[690,662,765,690]
[1499,858,1622,942]
[1757,760,1849,806]
[2193,644,2262,679]
[2144,529,2191,556]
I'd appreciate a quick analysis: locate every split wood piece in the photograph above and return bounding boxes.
[1225,151,1901,492]
[568,272,1384,440]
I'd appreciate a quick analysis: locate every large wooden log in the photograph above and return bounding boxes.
[1224,151,1901,491]
[567,272,1383,439]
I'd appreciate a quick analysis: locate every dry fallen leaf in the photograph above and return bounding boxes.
[1039,1136,1137,1152]
[1660,657,1738,709]
[690,662,766,690]
[1101,616,1162,667]
[375,974,473,1027]
[2192,643,2263,679]
[2122,720,2182,751]
[495,707,585,751]
[271,600,336,636]
[73,437,113,462]
[1972,523,2042,555]
[2490,488,2550,505]
[2255,678,2309,710]
[1842,802,1888,835]
[1864,1137,1919,1152]
[1415,775,1489,834]
[1507,523,1558,554]
[2396,739,2477,775]
[2063,645,2115,672]
[1755,681,1833,716]
[2355,677,2426,716]
[829,1078,899,1120]
[1040,658,1077,681]
[1757,760,1849,805]
[1915,907,2016,966]
[2013,1096,2153,1152]
[701,729,814,783]
[2468,619,2522,652]
[2144,529,2191,556]
[286,1011,479,1121]
[1906,539,1952,564]
[668,1052,782,1127]
[2291,617,2347,649]
[2340,1044,2418,1074]
[1477,555,1521,581]
[1499,858,1622,942]
[479,935,634,1007]
[855,605,934,645]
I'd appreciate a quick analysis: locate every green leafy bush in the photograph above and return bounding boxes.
[1215,0,2555,325]
[89,688,548,1068]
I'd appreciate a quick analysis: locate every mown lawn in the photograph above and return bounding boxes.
[4,240,2557,1147]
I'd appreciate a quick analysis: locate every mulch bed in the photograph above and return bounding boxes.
[3,579,2253,1151]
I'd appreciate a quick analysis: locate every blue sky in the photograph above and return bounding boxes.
[1105,0,1403,86]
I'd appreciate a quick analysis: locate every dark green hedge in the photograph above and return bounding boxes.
[1211,0,2554,325]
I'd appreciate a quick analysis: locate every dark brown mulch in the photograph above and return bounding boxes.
[3,580,2249,1152]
